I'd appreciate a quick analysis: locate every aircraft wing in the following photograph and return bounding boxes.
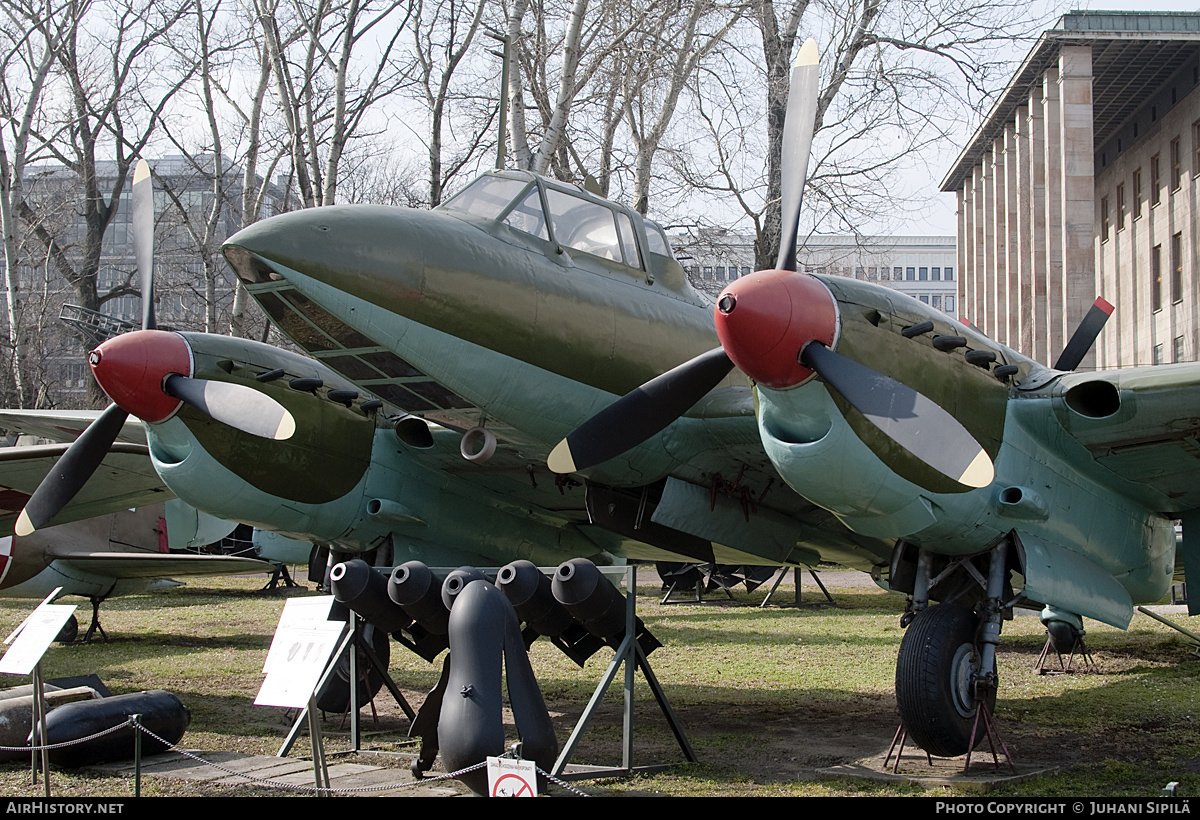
[0,443,171,536]
[0,409,148,446]
[1053,363,1200,514]
[47,551,268,579]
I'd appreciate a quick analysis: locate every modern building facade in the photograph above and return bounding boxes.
[10,155,292,405]
[942,10,1200,370]
[673,232,958,315]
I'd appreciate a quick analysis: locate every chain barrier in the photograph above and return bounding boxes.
[0,719,130,754]
[5,716,588,796]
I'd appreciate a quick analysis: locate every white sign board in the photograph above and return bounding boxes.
[255,596,344,708]
[487,756,539,797]
[0,602,77,676]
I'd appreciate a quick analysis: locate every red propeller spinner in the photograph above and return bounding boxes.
[87,329,192,423]
[714,270,839,390]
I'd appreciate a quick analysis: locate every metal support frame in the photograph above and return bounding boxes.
[759,566,835,607]
[277,613,411,759]
[1034,630,1097,674]
[1137,605,1200,657]
[278,627,356,758]
[31,663,50,797]
[552,564,696,779]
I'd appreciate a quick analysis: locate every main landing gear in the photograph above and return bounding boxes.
[890,540,1016,766]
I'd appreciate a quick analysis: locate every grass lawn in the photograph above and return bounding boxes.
[0,568,1196,797]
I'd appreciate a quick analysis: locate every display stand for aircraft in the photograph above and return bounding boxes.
[552,565,696,779]
[759,567,835,608]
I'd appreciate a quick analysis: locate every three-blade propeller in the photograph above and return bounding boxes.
[16,159,295,536]
[548,38,996,490]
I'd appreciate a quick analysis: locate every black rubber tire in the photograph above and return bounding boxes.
[55,614,79,645]
[315,624,390,712]
[895,604,996,757]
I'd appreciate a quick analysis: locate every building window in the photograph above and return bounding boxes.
[1152,154,1161,205]
[918,267,928,281]
[741,267,750,278]
[1154,343,1164,364]
[855,266,865,280]
[932,294,942,309]
[1193,120,1200,176]
[703,266,713,279]
[946,295,956,313]
[867,267,878,281]
[1133,168,1143,218]
[1172,137,1183,190]
[1172,232,1183,304]
[1101,196,1110,242]
[932,267,941,281]
[944,267,954,281]
[1175,335,1186,362]
[906,267,915,281]
[894,267,902,280]
[1152,243,1163,312]
[1116,184,1125,230]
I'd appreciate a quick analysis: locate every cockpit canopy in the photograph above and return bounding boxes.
[440,171,677,274]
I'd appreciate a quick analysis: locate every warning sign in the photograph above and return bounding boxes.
[487,756,538,797]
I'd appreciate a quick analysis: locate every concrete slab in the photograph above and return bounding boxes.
[818,745,1059,794]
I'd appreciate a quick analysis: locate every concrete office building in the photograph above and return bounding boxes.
[675,232,958,315]
[941,10,1200,369]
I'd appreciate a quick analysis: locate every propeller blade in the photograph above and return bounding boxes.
[548,347,734,473]
[132,158,155,331]
[801,342,994,488]
[775,38,819,273]
[1053,297,1114,371]
[164,374,296,440]
[15,403,130,536]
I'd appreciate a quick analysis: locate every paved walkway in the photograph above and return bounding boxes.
[89,749,469,796]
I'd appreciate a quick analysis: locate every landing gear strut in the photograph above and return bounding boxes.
[893,541,1015,765]
[895,604,996,757]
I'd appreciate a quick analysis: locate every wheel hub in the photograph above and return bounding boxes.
[949,642,978,719]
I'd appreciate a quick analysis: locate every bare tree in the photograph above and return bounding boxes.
[408,0,494,206]
[0,0,192,405]
[618,0,742,214]
[673,0,1041,270]
[505,0,654,181]
[255,0,414,208]
[0,0,65,406]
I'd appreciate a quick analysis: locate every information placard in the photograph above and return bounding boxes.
[255,596,344,708]
[0,603,77,676]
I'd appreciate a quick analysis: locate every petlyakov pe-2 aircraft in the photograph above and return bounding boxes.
[7,39,1198,758]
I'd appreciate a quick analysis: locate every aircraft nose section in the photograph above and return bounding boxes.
[222,205,432,290]
[89,330,191,423]
[714,270,838,390]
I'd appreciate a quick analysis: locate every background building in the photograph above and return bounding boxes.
[673,232,958,314]
[10,156,291,406]
[942,10,1200,369]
